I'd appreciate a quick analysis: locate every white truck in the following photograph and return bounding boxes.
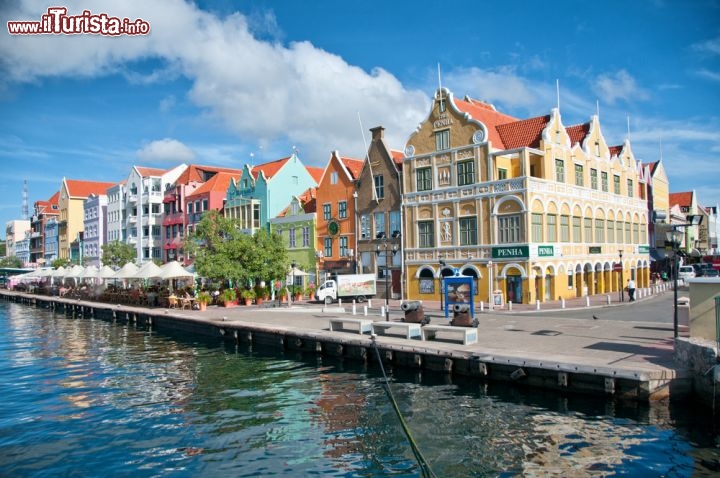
[315,274,377,304]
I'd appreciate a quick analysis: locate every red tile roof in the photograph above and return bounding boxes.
[64,179,116,198]
[453,96,518,147]
[391,149,404,167]
[47,191,59,205]
[252,157,290,180]
[566,122,590,147]
[306,166,324,184]
[669,191,693,208]
[496,115,550,149]
[186,172,236,197]
[298,187,317,213]
[174,164,242,185]
[641,161,659,175]
[608,145,623,157]
[341,157,364,180]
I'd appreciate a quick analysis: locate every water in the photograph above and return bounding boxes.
[1,301,719,477]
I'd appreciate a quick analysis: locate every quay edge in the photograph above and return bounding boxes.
[1,290,693,403]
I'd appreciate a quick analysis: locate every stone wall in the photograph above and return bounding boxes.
[675,337,719,406]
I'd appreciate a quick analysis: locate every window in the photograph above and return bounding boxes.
[374,175,384,199]
[574,164,584,186]
[152,225,161,238]
[607,220,615,243]
[435,130,450,151]
[547,214,557,242]
[627,179,634,198]
[633,223,639,244]
[360,215,370,239]
[340,236,349,257]
[418,221,434,248]
[616,221,623,243]
[374,212,385,237]
[498,168,507,180]
[459,217,477,245]
[323,203,331,221]
[560,215,570,242]
[330,172,339,184]
[324,238,332,257]
[498,215,522,243]
[625,222,631,244]
[389,211,401,237]
[584,218,592,242]
[457,161,475,186]
[590,169,598,190]
[555,159,565,183]
[601,171,608,192]
[338,201,347,219]
[289,227,296,248]
[595,219,605,243]
[416,168,432,191]
[302,226,309,247]
[613,175,621,194]
[531,213,543,242]
[202,199,208,211]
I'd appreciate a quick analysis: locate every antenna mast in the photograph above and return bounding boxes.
[22,179,29,220]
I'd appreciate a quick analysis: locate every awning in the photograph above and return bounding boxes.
[649,248,667,261]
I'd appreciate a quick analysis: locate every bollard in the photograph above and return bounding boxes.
[352,303,356,315]
[561,298,566,309]
[368,299,372,308]
[339,298,343,307]
[480,301,484,312]
[508,301,513,311]
[606,295,611,305]
[585,296,590,307]
[363,305,368,316]
[380,305,385,317]
[535,299,540,310]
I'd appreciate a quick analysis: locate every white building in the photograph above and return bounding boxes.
[4,219,30,259]
[83,193,108,266]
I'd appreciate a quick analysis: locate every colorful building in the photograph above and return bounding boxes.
[401,88,650,306]
[30,191,59,266]
[57,179,115,261]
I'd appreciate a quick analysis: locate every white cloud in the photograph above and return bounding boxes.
[137,138,195,162]
[692,36,720,56]
[159,95,176,112]
[593,70,649,105]
[0,0,427,161]
[696,69,720,82]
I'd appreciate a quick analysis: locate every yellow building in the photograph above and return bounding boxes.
[401,88,650,305]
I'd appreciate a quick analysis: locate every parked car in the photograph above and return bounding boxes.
[678,266,696,281]
[701,268,719,277]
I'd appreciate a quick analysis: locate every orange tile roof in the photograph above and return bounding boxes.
[186,172,236,197]
[306,166,324,184]
[65,179,116,198]
[453,96,518,147]
[669,191,693,208]
[252,157,290,180]
[391,150,405,167]
[47,190,59,205]
[496,115,550,149]
[174,164,243,185]
[136,166,169,177]
[298,187,317,213]
[566,122,590,146]
[341,157,364,179]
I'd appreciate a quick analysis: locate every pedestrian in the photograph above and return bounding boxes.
[627,278,636,302]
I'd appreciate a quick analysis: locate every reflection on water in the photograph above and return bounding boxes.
[0,301,719,477]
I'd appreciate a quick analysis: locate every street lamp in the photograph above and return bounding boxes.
[666,214,703,338]
[439,259,447,312]
[376,233,398,321]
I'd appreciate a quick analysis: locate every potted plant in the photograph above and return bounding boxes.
[196,291,212,311]
[219,288,237,307]
[305,284,316,301]
[293,285,303,302]
[254,285,267,305]
[240,288,256,306]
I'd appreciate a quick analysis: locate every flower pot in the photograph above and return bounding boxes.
[244,299,252,306]
[256,297,264,306]
[198,302,207,311]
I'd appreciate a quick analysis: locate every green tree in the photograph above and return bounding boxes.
[186,210,288,286]
[0,255,23,268]
[51,258,71,269]
[101,241,136,267]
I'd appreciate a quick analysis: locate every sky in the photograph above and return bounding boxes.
[1,0,719,239]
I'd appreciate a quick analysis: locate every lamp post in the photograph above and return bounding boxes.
[666,214,703,338]
[618,249,623,303]
[290,261,296,306]
[487,260,493,311]
[439,259,447,312]
[376,232,398,321]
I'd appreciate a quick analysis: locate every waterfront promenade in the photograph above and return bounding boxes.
[1,287,683,400]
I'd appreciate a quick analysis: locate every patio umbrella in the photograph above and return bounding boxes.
[97,265,117,279]
[133,261,163,279]
[65,265,85,285]
[112,263,140,280]
[158,261,195,280]
[50,266,66,285]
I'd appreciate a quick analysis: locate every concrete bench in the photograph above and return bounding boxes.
[421,324,478,345]
[329,317,373,334]
[371,321,422,339]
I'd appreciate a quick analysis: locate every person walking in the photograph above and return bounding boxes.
[627,278,636,302]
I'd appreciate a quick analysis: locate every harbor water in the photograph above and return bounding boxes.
[1,301,720,477]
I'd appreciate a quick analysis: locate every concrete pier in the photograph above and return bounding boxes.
[1,290,690,402]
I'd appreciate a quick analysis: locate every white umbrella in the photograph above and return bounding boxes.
[158,261,195,280]
[133,261,163,279]
[112,263,140,279]
[50,266,66,285]
[288,266,310,276]
[97,265,117,279]
[79,265,99,279]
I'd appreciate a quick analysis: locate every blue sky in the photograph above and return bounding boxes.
[1,0,719,239]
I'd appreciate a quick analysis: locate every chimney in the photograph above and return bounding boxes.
[370,126,385,141]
